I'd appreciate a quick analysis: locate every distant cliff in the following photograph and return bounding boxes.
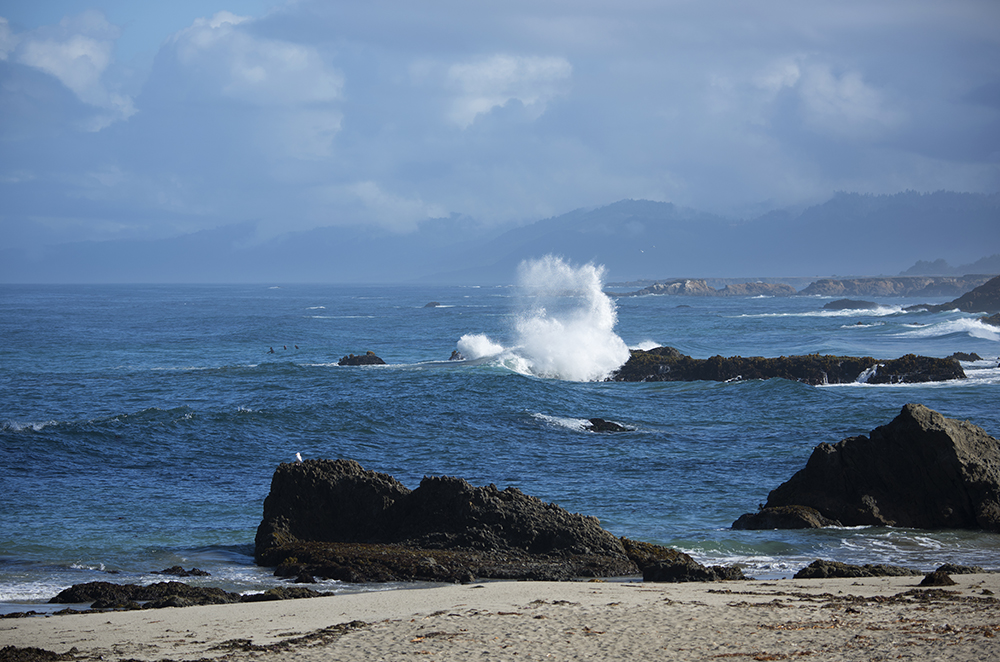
[612,275,994,298]
[797,276,993,298]
[612,279,797,297]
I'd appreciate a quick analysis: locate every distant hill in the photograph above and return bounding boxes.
[431,191,1000,282]
[1,191,997,284]
[901,254,1000,276]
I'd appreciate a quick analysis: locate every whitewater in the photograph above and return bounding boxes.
[1,258,998,612]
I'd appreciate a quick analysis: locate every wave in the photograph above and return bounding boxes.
[893,317,1000,341]
[737,305,904,319]
[456,256,630,382]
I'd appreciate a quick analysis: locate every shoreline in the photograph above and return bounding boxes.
[4,574,999,661]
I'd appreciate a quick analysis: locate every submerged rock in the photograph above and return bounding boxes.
[254,459,741,583]
[585,418,632,433]
[735,404,1000,532]
[338,351,386,366]
[732,505,841,530]
[609,347,964,385]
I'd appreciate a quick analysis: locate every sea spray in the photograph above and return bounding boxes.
[510,256,630,381]
[457,333,504,359]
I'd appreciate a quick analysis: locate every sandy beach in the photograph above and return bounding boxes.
[3,574,999,661]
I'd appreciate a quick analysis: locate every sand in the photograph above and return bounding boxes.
[3,574,999,661]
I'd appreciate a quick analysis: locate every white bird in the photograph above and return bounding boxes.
[295,452,303,463]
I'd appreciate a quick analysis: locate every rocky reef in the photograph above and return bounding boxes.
[609,346,965,385]
[733,404,1000,532]
[338,351,386,366]
[254,459,744,583]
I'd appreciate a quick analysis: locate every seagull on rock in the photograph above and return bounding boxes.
[295,452,303,463]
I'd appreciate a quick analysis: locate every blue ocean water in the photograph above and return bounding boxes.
[2,264,999,613]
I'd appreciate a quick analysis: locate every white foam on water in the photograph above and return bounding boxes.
[510,256,630,382]
[533,413,589,432]
[632,340,662,351]
[894,317,1000,341]
[457,333,505,359]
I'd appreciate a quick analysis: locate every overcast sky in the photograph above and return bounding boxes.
[2,0,998,250]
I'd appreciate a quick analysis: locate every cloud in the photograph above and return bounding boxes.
[7,11,136,130]
[446,54,572,127]
[797,64,903,139]
[170,12,343,106]
[164,11,344,159]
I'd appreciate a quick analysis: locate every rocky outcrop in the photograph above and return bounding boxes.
[983,314,1000,327]
[799,276,991,298]
[611,279,794,297]
[922,275,1000,313]
[793,560,920,579]
[338,351,386,366]
[735,404,1000,532]
[254,459,742,583]
[609,347,965,385]
[732,505,841,530]
[48,581,330,610]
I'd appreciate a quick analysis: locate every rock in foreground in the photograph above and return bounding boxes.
[255,459,743,583]
[609,347,964,385]
[735,404,1000,531]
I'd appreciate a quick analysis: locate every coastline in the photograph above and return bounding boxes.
[4,574,999,661]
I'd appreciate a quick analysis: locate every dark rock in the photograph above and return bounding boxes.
[909,275,1000,313]
[254,459,639,582]
[254,459,729,583]
[49,581,242,608]
[337,351,386,366]
[241,587,327,602]
[732,505,841,530]
[920,570,957,586]
[751,404,1000,531]
[982,313,1000,327]
[823,299,877,310]
[424,302,441,308]
[793,559,920,579]
[585,418,632,433]
[152,566,210,577]
[949,352,983,362]
[935,563,987,574]
[0,647,77,662]
[620,538,746,582]
[609,347,964,385]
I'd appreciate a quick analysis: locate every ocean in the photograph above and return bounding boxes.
[2,258,999,613]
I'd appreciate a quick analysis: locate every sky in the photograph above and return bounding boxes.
[1,0,998,252]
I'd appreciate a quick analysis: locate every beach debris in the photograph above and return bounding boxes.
[733,404,1000,532]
